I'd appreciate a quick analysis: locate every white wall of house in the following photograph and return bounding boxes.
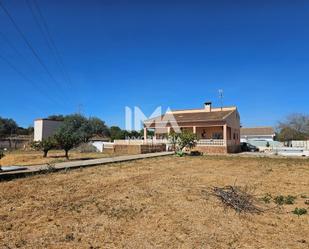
[34,119,63,141]
[241,135,275,142]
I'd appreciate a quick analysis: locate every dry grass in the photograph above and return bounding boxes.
[0,155,309,249]
[0,150,112,166]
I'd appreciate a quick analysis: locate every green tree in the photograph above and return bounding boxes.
[277,113,309,141]
[277,127,307,142]
[178,131,197,151]
[89,117,110,137]
[31,137,56,157]
[139,129,155,138]
[17,126,34,136]
[125,130,140,138]
[47,114,65,121]
[54,114,91,158]
[0,117,18,138]
[110,126,125,141]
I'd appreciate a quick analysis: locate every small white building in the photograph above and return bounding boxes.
[34,119,63,141]
[240,127,275,142]
[89,136,112,152]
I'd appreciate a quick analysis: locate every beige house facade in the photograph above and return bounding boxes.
[143,102,241,153]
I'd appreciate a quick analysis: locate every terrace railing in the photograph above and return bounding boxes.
[197,139,225,146]
[115,138,236,147]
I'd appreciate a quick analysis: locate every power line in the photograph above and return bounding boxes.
[0,53,62,107]
[0,0,63,90]
[26,0,72,88]
[32,0,73,88]
[0,31,64,104]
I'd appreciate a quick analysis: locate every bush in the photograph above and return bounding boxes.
[292,208,307,216]
[274,195,296,205]
[274,195,285,205]
[176,151,184,157]
[75,143,98,153]
[285,195,297,204]
[260,193,272,204]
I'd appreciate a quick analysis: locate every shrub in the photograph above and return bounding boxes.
[176,151,184,157]
[285,195,297,205]
[274,195,297,205]
[274,195,285,205]
[292,208,307,216]
[261,193,272,204]
[75,143,98,153]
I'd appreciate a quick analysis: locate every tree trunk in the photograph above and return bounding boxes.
[65,150,69,159]
[43,150,48,158]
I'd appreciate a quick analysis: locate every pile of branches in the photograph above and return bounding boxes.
[213,185,263,214]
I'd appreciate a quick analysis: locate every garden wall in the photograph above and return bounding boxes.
[196,145,241,154]
[196,146,227,154]
[113,144,166,155]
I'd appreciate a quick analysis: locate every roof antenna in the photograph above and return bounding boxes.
[218,89,223,110]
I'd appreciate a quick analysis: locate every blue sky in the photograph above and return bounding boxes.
[0,0,308,128]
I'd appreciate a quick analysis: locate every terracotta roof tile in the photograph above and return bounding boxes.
[144,110,233,124]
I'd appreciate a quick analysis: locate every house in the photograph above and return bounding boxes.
[143,102,241,153]
[34,119,63,141]
[240,127,275,142]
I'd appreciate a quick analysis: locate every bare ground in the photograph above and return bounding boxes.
[0,155,309,249]
[0,150,112,167]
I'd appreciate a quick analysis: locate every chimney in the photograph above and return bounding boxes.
[204,102,212,112]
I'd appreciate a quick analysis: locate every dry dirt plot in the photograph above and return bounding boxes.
[0,150,112,167]
[1,155,309,249]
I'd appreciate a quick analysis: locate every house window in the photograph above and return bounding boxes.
[233,133,236,139]
[212,132,223,139]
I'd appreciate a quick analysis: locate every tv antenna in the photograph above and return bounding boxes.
[218,89,223,110]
